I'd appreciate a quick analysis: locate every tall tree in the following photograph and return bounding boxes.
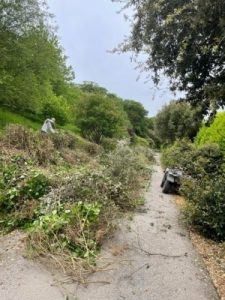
[155,101,201,144]
[123,100,148,137]
[76,94,129,144]
[114,0,225,116]
[0,0,74,115]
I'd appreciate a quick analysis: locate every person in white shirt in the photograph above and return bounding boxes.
[41,118,56,134]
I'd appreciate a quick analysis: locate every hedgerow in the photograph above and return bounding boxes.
[161,139,225,240]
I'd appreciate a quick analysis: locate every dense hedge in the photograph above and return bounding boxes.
[162,140,225,240]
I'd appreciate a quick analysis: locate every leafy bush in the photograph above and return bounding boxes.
[76,94,129,144]
[28,201,102,263]
[161,139,224,177]
[155,101,201,145]
[133,136,150,148]
[0,157,50,230]
[100,137,117,151]
[21,173,50,200]
[181,174,225,240]
[195,112,225,152]
[162,139,225,240]
[161,139,195,170]
[0,170,50,212]
[41,98,69,126]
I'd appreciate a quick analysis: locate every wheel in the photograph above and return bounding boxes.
[162,179,171,194]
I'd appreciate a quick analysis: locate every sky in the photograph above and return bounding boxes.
[47,0,177,116]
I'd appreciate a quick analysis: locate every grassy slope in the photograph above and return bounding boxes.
[0,108,80,134]
[0,108,40,131]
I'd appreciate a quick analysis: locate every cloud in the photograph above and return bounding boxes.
[47,0,176,116]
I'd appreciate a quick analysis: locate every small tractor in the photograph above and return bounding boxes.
[160,168,183,194]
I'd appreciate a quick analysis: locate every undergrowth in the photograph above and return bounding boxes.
[0,126,153,281]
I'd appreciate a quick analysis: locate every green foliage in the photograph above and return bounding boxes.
[162,139,224,177]
[76,94,129,144]
[0,0,74,122]
[116,0,225,115]
[0,165,50,214]
[21,173,50,200]
[0,156,50,231]
[155,101,201,145]
[133,136,150,148]
[29,201,102,261]
[78,81,109,95]
[195,112,225,152]
[181,175,225,240]
[0,119,153,276]
[123,100,148,137]
[27,140,152,263]
[162,139,225,240]
[0,108,40,130]
[102,140,152,208]
[41,97,69,126]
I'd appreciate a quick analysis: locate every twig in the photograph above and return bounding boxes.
[124,263,149,279]
[138,247,187,258]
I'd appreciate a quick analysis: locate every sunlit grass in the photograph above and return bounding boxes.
[0,108,40,131]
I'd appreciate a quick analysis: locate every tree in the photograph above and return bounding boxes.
[123,100,148,137]
[0,0,48,34]
[78,82,108,95]
[0,0,74,117]
[76,94,129,144]
[155,101,201,144]
[195,112,225,151]
[114,0,225,116]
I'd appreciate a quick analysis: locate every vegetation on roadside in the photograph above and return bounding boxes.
[154,102,201,145]
[195,112,225,152]
[162,139,225,241]
[0,124,153,279]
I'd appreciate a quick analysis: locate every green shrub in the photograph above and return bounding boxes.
[76,94,129,144]
[0,171,50,212]
[161,139,195,170]
[28,201,102,261]
[100,137,117,151]
[0,156,50,230]
[103,140,149,188]
[195,112,225,151]
[181,174,225,240]
[21,173,50,200]
[41,98,69,126]
[162,139,225,240]
[133,136,150,148]
[161,140,224,177]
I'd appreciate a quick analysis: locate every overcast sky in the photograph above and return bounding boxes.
[47,0,177,116]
